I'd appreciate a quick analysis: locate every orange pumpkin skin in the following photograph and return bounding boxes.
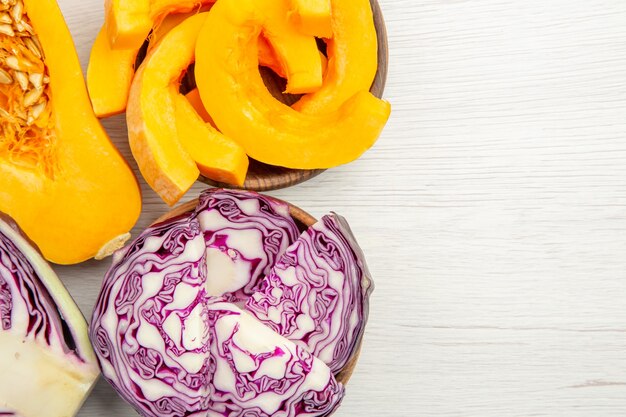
[195,0,390,170]
[0,0,142,264]
[127,13,248,206]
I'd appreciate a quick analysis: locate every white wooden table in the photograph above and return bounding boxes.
[56,0,626,415]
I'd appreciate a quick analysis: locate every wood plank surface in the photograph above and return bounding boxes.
[52,0,626,415]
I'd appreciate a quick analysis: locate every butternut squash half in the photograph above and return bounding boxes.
[195,0,391,169]
[0,0,141,264]
[127,13,248,206]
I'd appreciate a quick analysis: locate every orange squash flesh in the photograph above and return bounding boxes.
[105,0,153,50]
[184,88,255,182]
[150,0,209,15]
[173,91,248,186]
[128,13,248,206]
[259,0,323,94]
[290,0,333,38]
[257,34,328,82]
[87,25,137,117]
[185,88,214,125]
[0,0,141,264]
[258,35,287,78]
[106,0,215,50]
[293,0,378,113]
[195,0,391,169]
[149,7,211,50]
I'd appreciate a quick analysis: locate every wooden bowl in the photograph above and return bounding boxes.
[154,194,363,385]
[199,0,389,191]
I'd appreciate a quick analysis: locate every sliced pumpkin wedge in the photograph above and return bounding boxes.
[127,13,248,206]
[195,0,391,169]
[87,25,137,117]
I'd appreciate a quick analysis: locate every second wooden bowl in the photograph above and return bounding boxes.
[200,0,388,191]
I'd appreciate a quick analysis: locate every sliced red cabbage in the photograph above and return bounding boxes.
[246,213,373,373]
[0,215,99,417]
[194,189,299,303]
[91,209,343,417]
[205,300,344,417]
[90,215,211,417]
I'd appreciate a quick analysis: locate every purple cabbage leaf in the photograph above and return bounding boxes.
[194,189,300,303]
[246,213,373,373]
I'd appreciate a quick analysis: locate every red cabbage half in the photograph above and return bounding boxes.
[0,214,99,417]
[91,200,344,417]
[246,214,373,373]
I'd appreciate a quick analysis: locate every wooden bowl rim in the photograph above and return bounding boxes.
[153,194,362,384]
[200,0,389,192]
[154,195,317,228]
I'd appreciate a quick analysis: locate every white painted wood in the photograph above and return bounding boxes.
[51,0,626,415]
